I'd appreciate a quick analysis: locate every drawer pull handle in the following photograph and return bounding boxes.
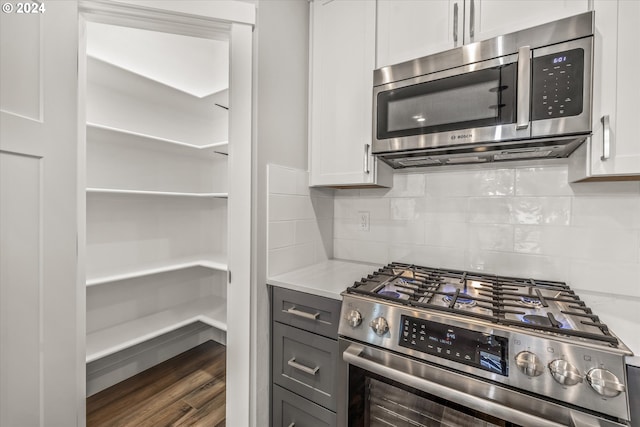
[288,357,319,375]
[287,423,295,427]
[285,307,319,320]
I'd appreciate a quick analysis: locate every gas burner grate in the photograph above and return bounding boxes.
[347,262,620,346]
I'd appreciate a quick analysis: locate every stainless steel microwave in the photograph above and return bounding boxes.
[373,11,594,168]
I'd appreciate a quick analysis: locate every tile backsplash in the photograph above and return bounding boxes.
[334,163,640,353]
[267,165,333,277]
[267,162,640,352]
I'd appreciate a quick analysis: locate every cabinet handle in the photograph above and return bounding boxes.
[469,0,475,40]
[516,45,531,130]
[287,424,295,427]
[453,3,459,43]
[285,307,319,320]
[363,143,371,174]
[601,115,610,161]
[288,357,320,375]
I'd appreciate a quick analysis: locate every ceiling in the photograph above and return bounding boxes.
[86,22,229,98]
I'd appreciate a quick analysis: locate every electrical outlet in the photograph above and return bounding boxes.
[358,211,370,232]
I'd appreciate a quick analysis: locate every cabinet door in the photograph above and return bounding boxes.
[376,0,461,68]
[465,0,589,44]
[569,0,640,180]
[589,0,640,176]
[309,0,392,187]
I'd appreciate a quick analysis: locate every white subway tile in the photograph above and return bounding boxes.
[268,164,299,195]
[426,169,515,197]
[465,251,569,280]
[268,221,295,249]
[568,228,640,264]
[569,260,640,297]
[334,218,390,242]
[295,220,320,245]
[390,173,426,197]
[295,169,311,196]
[311,195,335,220]
[390,198,427,220]
[425,222,469,249]
[467,224,514,251]
[509,197,571,225]
[387,220,426,245]
[570,180,640,196]
[316,219,334,260]
[268,243,316,277]
[468,198,512,223]
[334,197,390,220]
[388,244,465,269]
[515,166,573,196]
[513,225,572,256]
[269,194,315,221]
[334,239,389,265]
[424,197,468,223]
[572,197,640,229]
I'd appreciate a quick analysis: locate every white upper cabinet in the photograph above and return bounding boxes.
[466,1,589,45]
[569,0,640,181]
[309,0,392,187]
[376,0,589,68]
[376,0,460,68]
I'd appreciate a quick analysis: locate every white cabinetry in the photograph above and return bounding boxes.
[85,51,229,370]
[309,0,392,188]
[376,0,589,68]
[569,0,640,181]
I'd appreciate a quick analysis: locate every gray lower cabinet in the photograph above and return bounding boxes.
[273,384,336,427]
[271,286,343,427]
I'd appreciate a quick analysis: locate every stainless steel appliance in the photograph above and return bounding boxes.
[339,263,633,426]
[372,12,594,168]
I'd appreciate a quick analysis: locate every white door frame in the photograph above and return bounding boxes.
[78,1,255,425]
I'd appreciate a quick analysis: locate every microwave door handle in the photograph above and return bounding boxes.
[516,45,531,130]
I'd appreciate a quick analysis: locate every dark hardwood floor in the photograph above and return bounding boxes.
[87,340,226,427]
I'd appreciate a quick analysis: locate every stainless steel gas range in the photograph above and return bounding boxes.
[338,263,633,426]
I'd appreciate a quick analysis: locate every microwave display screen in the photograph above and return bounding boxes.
[377,63,517,140]
[531,48,584,120]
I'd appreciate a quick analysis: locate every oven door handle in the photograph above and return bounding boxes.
[343,343,567,427]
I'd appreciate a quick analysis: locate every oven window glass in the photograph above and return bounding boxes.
[377,63,517,140]
[349,366,520,427]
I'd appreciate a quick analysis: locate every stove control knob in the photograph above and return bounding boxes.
[515,351,544,377]
[587,368,626,397]
[346,310,363,328]
[548,359,583,386]
[369,317,389,336]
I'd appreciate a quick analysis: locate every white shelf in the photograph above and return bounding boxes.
[86,255,227,287]
[86,295,227,363]
[86,187,228,198]
[87,122,229,154]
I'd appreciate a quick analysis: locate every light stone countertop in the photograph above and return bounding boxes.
[267,259,381,300]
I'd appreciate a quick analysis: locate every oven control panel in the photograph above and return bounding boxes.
[398,315,508,376]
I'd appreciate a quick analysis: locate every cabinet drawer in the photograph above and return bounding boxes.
[273,322,338,411]
[273,287,341,338]
[272,384,336,427]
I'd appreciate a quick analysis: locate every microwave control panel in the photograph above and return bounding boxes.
[531,48,584,121]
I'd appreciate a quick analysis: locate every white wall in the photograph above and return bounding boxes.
[333,161,640,353]
[252,1,310,425]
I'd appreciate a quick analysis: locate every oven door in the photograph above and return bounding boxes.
[340,340,628,427]
[373,53,529,154]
